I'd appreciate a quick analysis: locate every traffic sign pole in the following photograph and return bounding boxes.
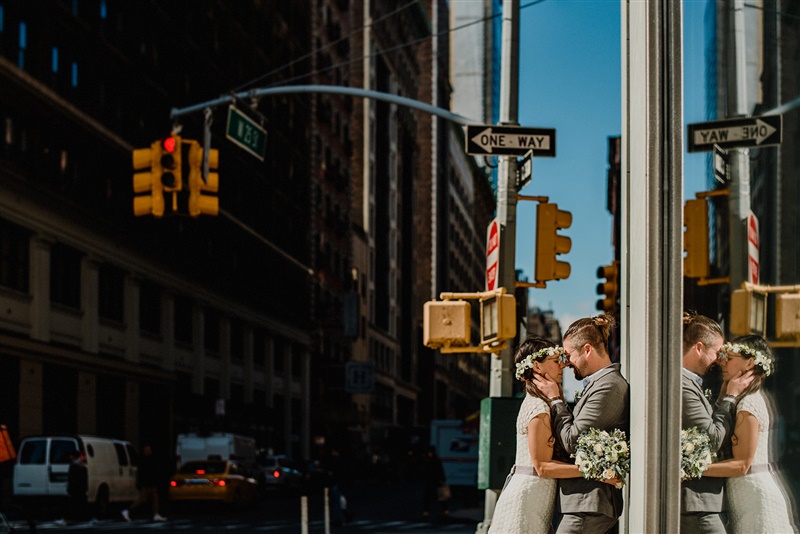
[477,2,518,533]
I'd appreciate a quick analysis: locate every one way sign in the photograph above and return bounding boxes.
[687,115,782,152]
[465,125,556,157]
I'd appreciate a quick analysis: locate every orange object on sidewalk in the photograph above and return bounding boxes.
[0,425,16,463]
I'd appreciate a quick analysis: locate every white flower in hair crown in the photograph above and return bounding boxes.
[721,342,774,376]
[515,346,565,381]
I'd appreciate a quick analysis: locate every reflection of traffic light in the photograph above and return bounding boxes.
[132,140,165,217]
[596,262,619,313]
[730,287,767,336]
[187,141,219,217]
[535,203,572,284]
[684,198,709,278]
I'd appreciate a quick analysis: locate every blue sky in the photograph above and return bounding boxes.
[514,0,709,329]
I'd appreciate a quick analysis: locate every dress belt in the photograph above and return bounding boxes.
[747,463,777,475]
[510,465,539,477]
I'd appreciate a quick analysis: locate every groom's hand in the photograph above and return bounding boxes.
[725,369,755,397]
[533,372,561,400]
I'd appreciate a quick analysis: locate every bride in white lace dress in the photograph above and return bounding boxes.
[489,337,616,534]
[703,335,798,534]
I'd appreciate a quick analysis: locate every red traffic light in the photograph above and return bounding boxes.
[162,136,177,153]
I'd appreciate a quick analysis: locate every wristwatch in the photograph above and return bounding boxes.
[722,394,738,403]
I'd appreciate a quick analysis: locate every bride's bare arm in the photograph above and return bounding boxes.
[703,410,759,478]
[526,413,582,479]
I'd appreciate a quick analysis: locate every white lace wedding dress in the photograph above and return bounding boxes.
[725,390,797,533]
[489,395,557,534]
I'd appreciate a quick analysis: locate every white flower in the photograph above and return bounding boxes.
[572,427,630,488]
[514,346,565,381]
[594,443,604,455]
[681,427,712,481]
[603,468,616,480]
[685,442,694,454]
[721,342,774,376]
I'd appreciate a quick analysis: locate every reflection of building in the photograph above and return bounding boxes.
[526,307,562,342]
[704,0,800,495]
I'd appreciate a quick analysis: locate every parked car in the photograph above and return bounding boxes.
[176,433,256,467]
[13,435,138,514]
[257,455,304,492]
[169,459,258,505]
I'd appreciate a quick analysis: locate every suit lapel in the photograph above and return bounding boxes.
[682,369,712,413]
[575,363,619,413]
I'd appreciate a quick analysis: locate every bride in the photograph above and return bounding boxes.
[489,336,617,534]
[702,334,797,533]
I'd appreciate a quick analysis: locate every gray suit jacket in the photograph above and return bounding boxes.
[552,363,629,518]
[681,369,736,513]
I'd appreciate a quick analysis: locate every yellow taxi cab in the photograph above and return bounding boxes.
[169,458,258,505]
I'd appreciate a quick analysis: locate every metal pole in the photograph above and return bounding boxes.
[729,0,751,288]
[622,0,683,531]
[477,2,518,533]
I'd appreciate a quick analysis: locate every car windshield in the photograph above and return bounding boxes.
[178,461,227,475]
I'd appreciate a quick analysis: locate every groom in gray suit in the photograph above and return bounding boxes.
[681,312,753,533]
[534,314,629,534]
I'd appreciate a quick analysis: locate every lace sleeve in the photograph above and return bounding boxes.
[516,395,549,434]
[737,393,768,430]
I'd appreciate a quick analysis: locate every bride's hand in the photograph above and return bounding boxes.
[602,476,623,489]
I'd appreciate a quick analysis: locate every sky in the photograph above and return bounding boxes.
[514,0,709,328]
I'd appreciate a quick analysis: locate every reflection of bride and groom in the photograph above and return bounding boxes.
[488,312,798,534]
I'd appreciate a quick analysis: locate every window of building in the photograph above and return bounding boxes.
[98,264,124,322]
[253,329,266,368]
[138,281,161,335]
[174,295,193,345]
[51,47,58,73]
[70,62,78,87]
[0,219,30,293]
[50,243,81,309]
[230,318,244,362]
[291,344,303,378]
[204,309,220,354]
[273,336,285,374]
[17,21,26,69]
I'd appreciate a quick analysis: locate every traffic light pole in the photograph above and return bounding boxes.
[477,2,519,533]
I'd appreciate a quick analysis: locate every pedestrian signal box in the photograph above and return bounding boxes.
[730,287,767,337]
[776,293,800,339]
[480,294,516,347]
[423,300,471,349]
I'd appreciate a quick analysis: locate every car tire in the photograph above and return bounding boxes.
[95,485,110,517]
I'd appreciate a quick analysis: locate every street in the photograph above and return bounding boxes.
[2,482,482,534]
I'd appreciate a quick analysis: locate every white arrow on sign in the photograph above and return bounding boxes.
[471,127,552,154]
[693,118,777,147]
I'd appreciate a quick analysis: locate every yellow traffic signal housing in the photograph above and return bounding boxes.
[480,294,516,347]
[535,203,572,284]
[187,141,220,217]
[596,262,619,313]
[684,198,710,278]
[776,293,800,339]
[730,287,767,336]
[132,140,165,217]
[423,300,471,348]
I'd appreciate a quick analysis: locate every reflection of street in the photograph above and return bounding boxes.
[4,481,482,533]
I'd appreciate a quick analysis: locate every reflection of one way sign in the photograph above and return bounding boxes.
[687,115,782,152]
[466,125,556,157]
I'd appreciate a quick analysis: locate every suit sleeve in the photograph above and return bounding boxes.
[552,377,628,454]
[681,385,734,452]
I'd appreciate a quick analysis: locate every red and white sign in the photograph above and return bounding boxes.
[486,219,501,290]
[747,211,759,284]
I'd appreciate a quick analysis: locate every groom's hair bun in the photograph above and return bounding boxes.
[682,310,723,353]
[563,313,616,355]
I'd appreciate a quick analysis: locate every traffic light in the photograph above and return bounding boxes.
[535,203,572,284]
[596,262,619,313]
[730,287,767,336]
[423,300,471,349]
[132,140,165,217]
[684,198,709,278]
[187,141,220,217]
[776,293,800,339]
[159,134,182,198]
[480,293,516,347]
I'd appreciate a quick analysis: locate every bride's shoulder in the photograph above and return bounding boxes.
[737,391,769,421]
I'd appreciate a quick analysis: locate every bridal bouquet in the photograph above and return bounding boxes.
[573,428,630,489]
[681,426,712,481]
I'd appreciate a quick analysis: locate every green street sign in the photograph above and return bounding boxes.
[226,105,267,160]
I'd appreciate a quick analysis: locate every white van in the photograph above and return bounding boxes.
[13,435,139,512]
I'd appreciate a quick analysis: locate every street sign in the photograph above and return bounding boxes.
[466,125,556,157]
[345,362,374,393]
[713,144,729,184]
[226,105,267,160]
[687,115,782,152]
[486,219,501,291]
[516,149,533,191]
[748,211,759,285]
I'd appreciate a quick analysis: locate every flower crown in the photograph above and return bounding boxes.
[515,346,565,381]
[721,342,774,376]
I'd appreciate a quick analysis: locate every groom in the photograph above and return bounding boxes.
[534,315,629,534]
[681,312,753,533]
